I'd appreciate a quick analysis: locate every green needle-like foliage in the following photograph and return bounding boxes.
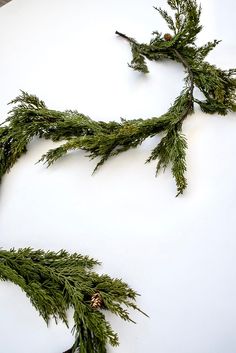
[0,247,145,353]
[0,0,235,195]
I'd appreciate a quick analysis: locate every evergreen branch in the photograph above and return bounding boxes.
[0,0,235,195]
[154,6,176,34]
[0,247,145,353]
[146,125,187,195]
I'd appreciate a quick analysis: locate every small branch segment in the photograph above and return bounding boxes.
[115,30,134,43]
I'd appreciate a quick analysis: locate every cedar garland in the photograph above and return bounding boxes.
[0,1,235,195]
[0,0,235,352]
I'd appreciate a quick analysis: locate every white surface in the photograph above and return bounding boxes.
[0,0,236,352]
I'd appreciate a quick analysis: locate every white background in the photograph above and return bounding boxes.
[0,0,236,352]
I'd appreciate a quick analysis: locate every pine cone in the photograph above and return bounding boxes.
[91,292,103,309]
[164,33,173,41]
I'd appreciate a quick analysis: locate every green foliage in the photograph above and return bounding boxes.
[147,127,187,196]
[0,247,144,353]
[0,0,235,195]
[129,42,149,73]
[0,1,235,350]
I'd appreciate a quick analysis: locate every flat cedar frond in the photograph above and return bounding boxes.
[0,0,235,196]
[129,43,149,73]
[154,6,176,34]
[147,128,187,195]
[0,247,144,353]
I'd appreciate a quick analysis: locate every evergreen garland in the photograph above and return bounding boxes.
[0,247,145,352]
[0,0,235,351]
[0,0,235,195]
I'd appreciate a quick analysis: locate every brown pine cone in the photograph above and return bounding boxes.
[164,33,173,41]
[91,292,103,309]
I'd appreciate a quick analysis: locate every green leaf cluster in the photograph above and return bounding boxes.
[0,0,235,196]
[0,247,144,353]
